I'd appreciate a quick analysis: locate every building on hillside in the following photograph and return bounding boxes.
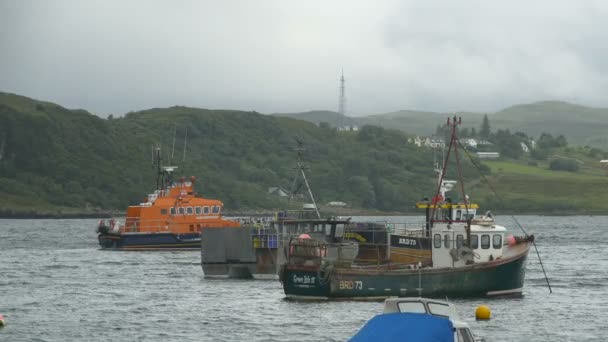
[423,137,445,148]
[338,125,358,132]
[476,152,500,159]
[268,187,289,197]
[477,139,492,146]
[409,136,423,147]
[459,138,478,149]
[327,201,348,207]
[521,142,530,152]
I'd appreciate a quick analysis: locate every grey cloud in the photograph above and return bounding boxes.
[1,0,608,117]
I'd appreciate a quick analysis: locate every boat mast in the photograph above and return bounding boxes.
[429,116,472,245]
[289,139,321,219]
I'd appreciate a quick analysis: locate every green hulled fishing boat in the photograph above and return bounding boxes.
[280,116,534,299]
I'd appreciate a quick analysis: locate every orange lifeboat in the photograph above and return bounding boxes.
[96,149,240,250]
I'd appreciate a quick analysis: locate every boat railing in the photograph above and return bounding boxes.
[119,218,201,233]
[287,238,392,267]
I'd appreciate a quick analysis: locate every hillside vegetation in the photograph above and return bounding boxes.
[2,92,608,217]
[277,101,608,148]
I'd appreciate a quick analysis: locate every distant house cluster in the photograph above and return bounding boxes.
[338,125,359,132]
[408,135,534,159]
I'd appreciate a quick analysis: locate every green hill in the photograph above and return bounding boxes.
[2,92,608,217]
[0,93,443,216]
[279,101,608,148]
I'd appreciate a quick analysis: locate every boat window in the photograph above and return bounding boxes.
[444,234,450,248]
[493,234,502,249]
[203,206,210,214]
[212,205,220,214]
[160,209,167,215]
[434,234,441,248]
[428,302,451,318]
[456,234,464,249]
[186,207,193,215]
[481,234,490,249]
[335,224,345,238]
[455,209,462,221]
[195,206,202,215]
[397,302,427,314]
[456,328,476,342]
[178,207,185,215]
[170,207,176,215]
[470,235,478,249]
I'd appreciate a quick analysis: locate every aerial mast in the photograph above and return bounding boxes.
[338,69,346,130]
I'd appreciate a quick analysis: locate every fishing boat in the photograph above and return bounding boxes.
[201,140,401,279]
[96,147,240,250]
[350,297,483,342]
[279,116,534,299]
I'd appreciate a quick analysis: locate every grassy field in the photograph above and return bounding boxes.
[468,158,608,214]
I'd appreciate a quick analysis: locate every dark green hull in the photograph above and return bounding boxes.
[282,243,529,299]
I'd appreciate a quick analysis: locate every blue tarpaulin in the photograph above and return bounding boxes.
[349,313,454,342]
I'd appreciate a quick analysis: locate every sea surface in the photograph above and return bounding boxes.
[0,216,606,341]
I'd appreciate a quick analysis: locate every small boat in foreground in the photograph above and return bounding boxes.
[280,116,534,299]
[349,297,483,342]
[96,147,240,250]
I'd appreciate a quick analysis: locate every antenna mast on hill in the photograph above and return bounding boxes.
[290,138,321,219]
[338,69,346,130]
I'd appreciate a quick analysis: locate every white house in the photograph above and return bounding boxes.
[268,187,289,197]
[476,152,500,159]
[459,138,478,148]
[327,201,348,207]
[423,137,445,148]
[520,142,530,152]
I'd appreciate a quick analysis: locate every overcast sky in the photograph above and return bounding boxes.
[2,1,608,117]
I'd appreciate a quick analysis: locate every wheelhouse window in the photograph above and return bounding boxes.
[493,234,502,249]
[178,207,185,215]
[170,207,176,215]
[456,234,464,249]
[186,207,193,215]
[444,234,450,248]
[203,206,210,214]
[160,209,167,215]
[212,205,220,214]
[428,302,452,318]
[334,224,345,238]
[455,209,462,221]
[397,302,426,314]
[481,234,490,249]
[434,234,442,248]
[195,206,202,215]
[470,235,478,249]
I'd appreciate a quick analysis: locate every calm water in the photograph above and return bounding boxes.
[0,216,606,341]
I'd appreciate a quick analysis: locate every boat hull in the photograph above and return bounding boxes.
[281,243,529,300]
[98,232,200,250]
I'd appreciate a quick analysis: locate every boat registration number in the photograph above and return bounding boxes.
[399,238,417,246]
[339,280,363,290]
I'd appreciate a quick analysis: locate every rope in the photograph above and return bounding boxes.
[458,141,552,293]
